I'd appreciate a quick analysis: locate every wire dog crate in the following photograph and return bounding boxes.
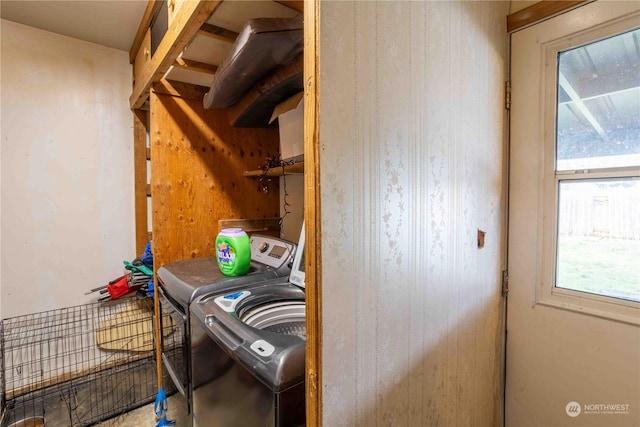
[0,297,165,427]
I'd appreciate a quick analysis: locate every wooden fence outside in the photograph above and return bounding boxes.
[558,182,639,240]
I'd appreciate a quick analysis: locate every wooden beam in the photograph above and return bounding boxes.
[153,79,209,101]
[129,1,162,64]
[274,1,304,13]
[304,1,321,426]
[133,110,149,255]
[197,22,239,43]
[218,218,281,234]
[244,162,304,177]
[173,57,218,75]
[130,0,223,110]
[507,0,592,33]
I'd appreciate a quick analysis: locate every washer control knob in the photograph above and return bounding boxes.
[258,242,269,253]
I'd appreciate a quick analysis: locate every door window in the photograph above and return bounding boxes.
[541,23,640,320]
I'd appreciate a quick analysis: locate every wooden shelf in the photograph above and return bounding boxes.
[244,161,304,177]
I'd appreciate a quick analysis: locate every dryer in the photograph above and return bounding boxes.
[189,226,306,427]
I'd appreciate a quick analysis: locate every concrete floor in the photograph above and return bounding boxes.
[98,395,190,427]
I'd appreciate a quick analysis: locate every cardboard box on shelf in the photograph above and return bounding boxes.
[270,92,303,161]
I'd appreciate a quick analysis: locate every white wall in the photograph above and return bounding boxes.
[319,1,509,425]
[1,20,135,318]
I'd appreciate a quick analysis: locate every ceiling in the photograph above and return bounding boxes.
[0,1,147,52]
[1,0,303,114]
[556,27,640,169]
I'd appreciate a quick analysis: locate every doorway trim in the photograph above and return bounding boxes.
[304,0,322,426]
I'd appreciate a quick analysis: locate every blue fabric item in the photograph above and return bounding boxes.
[141,241,154,269]
[156,418,176,427]
[154,387,175,426]
[147,279,154,298]
[154,386,168,417]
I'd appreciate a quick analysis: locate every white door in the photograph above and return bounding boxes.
[507,2,640,426]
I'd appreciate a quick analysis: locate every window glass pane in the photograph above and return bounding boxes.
[556,29,640,171]
[556,178,640,302]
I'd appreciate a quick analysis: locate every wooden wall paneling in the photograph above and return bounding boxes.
[149,88,281,270]
[134,110,149,256]
[304,0,321,425]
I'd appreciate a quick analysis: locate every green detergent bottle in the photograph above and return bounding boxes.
[215,228,251,276]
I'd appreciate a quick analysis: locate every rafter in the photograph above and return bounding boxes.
[173,57,218,75]
[129,1,223,109]
[197,23,238,44]
[559,72,607,140]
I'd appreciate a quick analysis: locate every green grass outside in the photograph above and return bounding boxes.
[557,235,640,302]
